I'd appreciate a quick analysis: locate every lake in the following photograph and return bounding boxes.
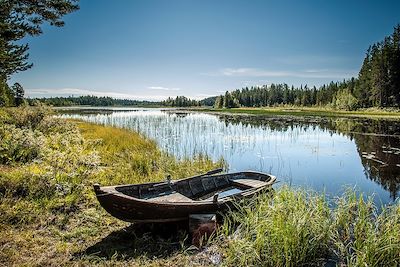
[60,108,400,204]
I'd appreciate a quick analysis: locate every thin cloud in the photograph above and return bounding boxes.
[206,67,357,79]
[148,86,181,91]
[222,68,290,77]
[194,93,216,98]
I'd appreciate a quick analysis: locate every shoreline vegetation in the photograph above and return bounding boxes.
[0,106,399,266]
[188,106,400,119]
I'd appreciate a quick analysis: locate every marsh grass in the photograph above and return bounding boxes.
[218,187,331,266]
[332,190,400,267]
[217,186,400,267]
[195,106,400,119]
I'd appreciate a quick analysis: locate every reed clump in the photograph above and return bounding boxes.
[218,187,400,267]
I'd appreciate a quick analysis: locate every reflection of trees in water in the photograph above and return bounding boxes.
[355,135,400,200]
[217,114,400,200]
[328,118,400,200]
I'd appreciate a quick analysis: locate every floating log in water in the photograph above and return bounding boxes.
[362,153,375,160]
[362,153,388,166]
[370,158,388,166]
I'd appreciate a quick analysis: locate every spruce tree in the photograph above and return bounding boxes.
[11,82,24,106]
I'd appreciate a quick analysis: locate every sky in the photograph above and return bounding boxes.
[11,0,400,101]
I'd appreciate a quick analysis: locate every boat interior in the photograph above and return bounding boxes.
[114,172,274,203]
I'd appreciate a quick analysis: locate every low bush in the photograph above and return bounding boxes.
[0,124,46,164]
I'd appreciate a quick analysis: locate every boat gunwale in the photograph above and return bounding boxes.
[95,172,276,205]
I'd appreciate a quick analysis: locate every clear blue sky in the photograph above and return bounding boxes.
[11,0,400,100]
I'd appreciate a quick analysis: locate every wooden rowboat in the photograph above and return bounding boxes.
[93,169,276,223]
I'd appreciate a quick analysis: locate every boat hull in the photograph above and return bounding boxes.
[96,193,222,222]
[94,171,275,223]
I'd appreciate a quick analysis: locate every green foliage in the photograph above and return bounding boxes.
[0,124,46,164]
[334,88,358,111]
[217,91,240,108]
[218,187,400,267]
[162,96,200,107]
[219,187,331,266]
[0,76,14,107]
[212,81,352,109]
[31,95,159,107]
[200,96,217,106]
[355,25,400,108]
[0,107,100,205]
[0,0,79,78]
[214,95,223,108]
[11,82,24,106]
[3,104,52,129]
[332,190,400,267]
[0,106,223,265]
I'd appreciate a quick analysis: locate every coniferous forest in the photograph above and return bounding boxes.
[28,95,200,107]
[214,25,400,110]
[29,95,159,107]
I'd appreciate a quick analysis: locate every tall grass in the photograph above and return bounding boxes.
[218,186,400,267]
[332,190,400,266]
[0,107,223,266]
[219,187,331,266]
[76,120,225,186]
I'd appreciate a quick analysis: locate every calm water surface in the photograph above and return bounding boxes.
[61,108,400,204]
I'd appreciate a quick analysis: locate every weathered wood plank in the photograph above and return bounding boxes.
[232,178,268,188]
[151,192,194,202]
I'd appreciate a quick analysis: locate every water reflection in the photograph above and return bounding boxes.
[61,109,400,203]
[218,115,400,201]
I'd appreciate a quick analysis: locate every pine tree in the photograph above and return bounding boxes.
[11,82,24,106]
[1,0,79,78]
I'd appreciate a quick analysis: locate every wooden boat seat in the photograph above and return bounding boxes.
[231,179,268,189]
[151,192,194,202]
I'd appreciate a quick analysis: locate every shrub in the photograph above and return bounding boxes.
[4,105,52,129]
[334,89,358,111]
[0,124,46,164]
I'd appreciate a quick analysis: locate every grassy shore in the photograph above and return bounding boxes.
[192,106,400,119]
[0,106,223,266]
[0,106,399,266]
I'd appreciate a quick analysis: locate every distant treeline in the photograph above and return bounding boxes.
[29,95,203,108]
[161,96,200,107]
[214,25,400,110]
[29,95,159,107]
[28,95,203,107]
[214,80,358,110]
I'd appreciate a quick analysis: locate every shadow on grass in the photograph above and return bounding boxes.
[75,221,189,261]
